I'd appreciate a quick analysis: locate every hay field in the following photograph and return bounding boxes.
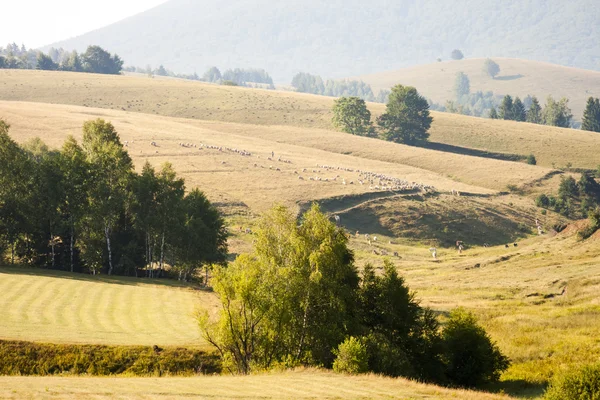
[1,70,598,169]
[0,369,510,400]
[1,101,557,213]
[358,57,600,119]
[0,268,216,346]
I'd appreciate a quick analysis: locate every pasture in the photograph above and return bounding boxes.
[0,369,511,399]
[1,70,600,169]
[358,57,600,120]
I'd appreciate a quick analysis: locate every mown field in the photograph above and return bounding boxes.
[1,70,600,170]
[0,268,216,346]
[0,370,509,400]
[358,57,600,120]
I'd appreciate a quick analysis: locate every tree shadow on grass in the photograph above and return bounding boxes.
[494,74,525,81]
[0,265,197,289]
[484,379,547,399]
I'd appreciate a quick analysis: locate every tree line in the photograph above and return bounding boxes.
[0,44,123,75]
[291,72,390,103]
[0,119,227,279]
[200,204,509,388]
[490,94,574,128]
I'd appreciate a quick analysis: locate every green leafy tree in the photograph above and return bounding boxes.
[582,97,600,132]
[454,72,470,99]
[498,95,514,120]
[483,59,500,79]
[450,49,464,60]
[377,84,432,144]
[82,119,133,275]
[442,308,510,387]
[543,96,573,128]
[332,97,373,136]
[558,175,579,199]
[202,66,221,82]
[489,107,499,119]
[36,52,58,71]
[81,45,123,75]
[512,97,526,122]
[526,96,543,124]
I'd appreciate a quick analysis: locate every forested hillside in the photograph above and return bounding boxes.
[46,0,600,81]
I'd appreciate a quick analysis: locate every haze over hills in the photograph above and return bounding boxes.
[358,58,600,120]
[46,0,600,82]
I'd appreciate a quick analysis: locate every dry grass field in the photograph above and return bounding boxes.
[358,58,600,119]
[0,369,512,400]
[1,70,599,170]
[0,267,216,346]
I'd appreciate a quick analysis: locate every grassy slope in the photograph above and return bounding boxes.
[1,70,600,169]
[358,57,600,119]
[0,268,217,346]
[0,369,510,400]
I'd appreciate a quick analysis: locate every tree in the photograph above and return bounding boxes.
[81,46,123,75]
[203,66,221,82]
[82,119,133,275]
[489,107,499,119]
[512,97,526,122]
[542,96,573,128]
[333,337,369,374]
[442,309,510,387]
[450,49,464,60]
[526,154,537,165]
[377,84,433,144]
[454,72,470,99]
[332,97,373,136]
[559,176,579,199]
[498,95,514,120]
[526,96,543,124]
[582,97,600,132]
[36,53,58,71]
[155,65,168,76]
[483,59,500,79]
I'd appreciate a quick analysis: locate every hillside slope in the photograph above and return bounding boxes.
[359,58,600,119]
[45,0,600,81]
[1,70,599,169]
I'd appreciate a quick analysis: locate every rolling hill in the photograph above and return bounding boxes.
[45,0,600,81]
[358,58,600,120]
[1,70,600,170]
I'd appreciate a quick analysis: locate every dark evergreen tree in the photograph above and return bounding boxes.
[489,107,499,119]
[582,97,600,133]
[526,96,543,124]
[498,95,514,120]
[512,97,526,122]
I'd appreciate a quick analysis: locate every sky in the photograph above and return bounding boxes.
[0,1,168,49]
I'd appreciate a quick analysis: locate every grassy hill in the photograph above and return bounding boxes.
[358,58,600,121]
[1,70,599,170]
[45,0,600,81]
[0,369,509,399]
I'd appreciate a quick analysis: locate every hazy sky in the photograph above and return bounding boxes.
[0,1,167,48]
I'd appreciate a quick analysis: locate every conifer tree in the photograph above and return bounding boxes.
[582,97,600,132]
[512,97,526,122]
[526,96,543,124]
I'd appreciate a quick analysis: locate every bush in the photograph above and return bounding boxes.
[0,340,221,376]
[442,309,510,388]
[536,194,550,208]
[362,333,414,378]
[544,362,600,400]
[579,207,600,240]
[333,337,369,374]
[527,154,537,165]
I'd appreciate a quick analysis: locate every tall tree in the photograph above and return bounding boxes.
[36,53,58,71]
[377,84,433,144]
[582,97,600,132]
[483,59,500,79]
[498,95,514,120]
[59,136,90,272]
[450,49,464,60]
[489,107,499,119]
[512,97,526,122]
[81,46,123,75]
[82,119,133,275]
[526,96,543,124]
[454,72,470,99]
[542,96,573,128]
[332,97,373,136]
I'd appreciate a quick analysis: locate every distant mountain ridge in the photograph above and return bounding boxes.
[46,0,600,82]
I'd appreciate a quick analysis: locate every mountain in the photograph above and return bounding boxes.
[46,0,600,82]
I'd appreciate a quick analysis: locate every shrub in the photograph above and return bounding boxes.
[536,194,550,208]
[362,333,414,378]
[333,337,369,375]
[578,207,600,240]
[527,154,537,165]
[442,308,510,388]
[544,362,600,400]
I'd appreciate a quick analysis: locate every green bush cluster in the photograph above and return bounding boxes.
[544,362,600,400]
[536,175,600,219]
[0,340,220,376]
